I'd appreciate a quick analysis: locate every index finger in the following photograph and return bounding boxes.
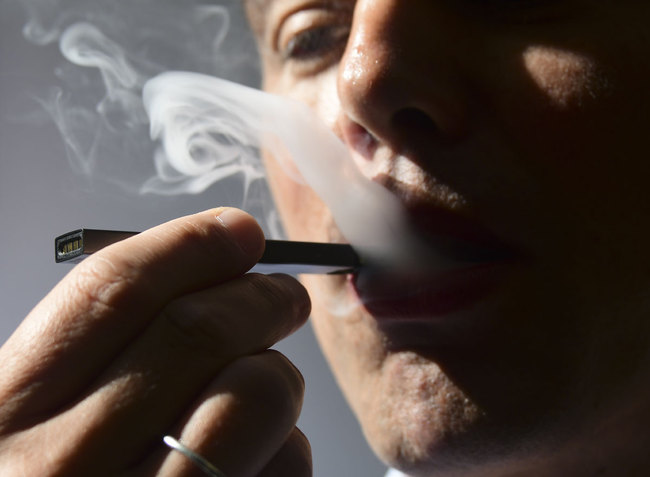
[0,208,264,416]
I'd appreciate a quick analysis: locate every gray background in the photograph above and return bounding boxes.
[0,1,386,475]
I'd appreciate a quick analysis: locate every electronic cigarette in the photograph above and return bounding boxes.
[55,228,360,275]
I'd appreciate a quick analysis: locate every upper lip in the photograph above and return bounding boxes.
[337,115,519,267]
[349,183,523,322]
[374,174,520,267]
[406,203,518,265]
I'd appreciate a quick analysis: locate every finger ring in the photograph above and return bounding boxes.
[163,435,228,477]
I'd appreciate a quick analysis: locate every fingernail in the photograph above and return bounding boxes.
[214,207,264,257]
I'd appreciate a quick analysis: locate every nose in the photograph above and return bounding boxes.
[337,0,469,158]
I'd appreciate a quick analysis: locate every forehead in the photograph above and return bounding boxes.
[241,0,273,37]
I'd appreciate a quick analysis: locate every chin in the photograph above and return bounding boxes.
[352,349,493,476]
[307,277,554,477]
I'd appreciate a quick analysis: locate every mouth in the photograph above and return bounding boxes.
[351,202,522,322]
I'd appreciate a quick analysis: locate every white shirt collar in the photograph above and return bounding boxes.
[385,469,409,477]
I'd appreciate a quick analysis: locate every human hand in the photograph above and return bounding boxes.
[0,208,312,476]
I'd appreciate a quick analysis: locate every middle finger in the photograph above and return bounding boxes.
[35,272,310,471]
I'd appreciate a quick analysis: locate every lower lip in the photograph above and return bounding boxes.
[351,260,512,321]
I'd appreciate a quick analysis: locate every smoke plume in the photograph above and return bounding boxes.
[18,0,420,263]
[20,0,260,195]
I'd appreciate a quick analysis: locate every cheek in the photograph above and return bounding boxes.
[262,152,331,241]
[514,44,650,216]
[522,46,601,108]
[265,66,341,127]
[261,68,345,241]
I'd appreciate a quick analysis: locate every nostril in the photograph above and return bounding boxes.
[341,117,379,160]
[392,107,438,138]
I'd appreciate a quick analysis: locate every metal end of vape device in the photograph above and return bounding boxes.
[55,229,360,275]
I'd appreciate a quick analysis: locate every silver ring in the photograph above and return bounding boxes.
[163,435,228,477]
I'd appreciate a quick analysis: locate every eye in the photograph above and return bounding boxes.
[283,24,350,61]
[274,7,352,74]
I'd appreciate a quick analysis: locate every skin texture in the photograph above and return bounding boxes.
[0,209,312,476]
[244,0,650,475]
[2,2,650,476]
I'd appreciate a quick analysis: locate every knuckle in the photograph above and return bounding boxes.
[153,275,311,364]
[244,273,290,307]
[259,427,313,477]
[157,296,228,361]
[230,351,305,418]
[69,255,141,315]
[0,433,60,477]
[244,273,311,322]
[284,427,313,477]
[263,350,306,398]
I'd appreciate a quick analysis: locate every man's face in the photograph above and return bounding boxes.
[245,1,650,474]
